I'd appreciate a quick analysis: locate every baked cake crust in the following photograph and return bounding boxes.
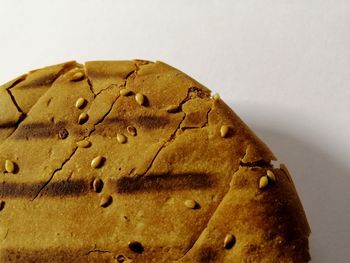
[0,60,310,262]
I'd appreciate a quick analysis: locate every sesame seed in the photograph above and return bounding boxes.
[0,201,5,212]
[220,125,230,138]
[5,160,15,173]
[212,93,220,101]
[75,97,86,109]
[91,156,104,169]
[128,241,144,254]
[127,126,137,136]
[259,176,269,189]
[267,170,276,182]
[184,199,197,209]
[93,178,104,193]
[224,234,236,249]
[100,195,113,208]
[71,71,84,81]
[78,113,89,124]
[117,133,127,144]
[135,93,145,105]
[76,140,91,148]
[120,88,132,96]
[58,128,69,139]
[165,105,179,113]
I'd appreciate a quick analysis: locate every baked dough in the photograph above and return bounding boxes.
[0,60,310,262]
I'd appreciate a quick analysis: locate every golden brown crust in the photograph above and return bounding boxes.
[5,61,79,113]
[178,167,310,263]
[0,61,310,262]
[0,88,23,142]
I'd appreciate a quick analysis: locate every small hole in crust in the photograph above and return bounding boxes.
[58,128,69,139]
[115,255,125,262]
[128,241,144,254]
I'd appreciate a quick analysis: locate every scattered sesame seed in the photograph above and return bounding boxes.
[127,126,137,136]
[75,97,86,109]
[120,88,132,96]
[184,199,197,209]
[5,160,15,173]
[78,113,89,124]
[128,241,144,254]
[117,133,127,144]
[212,93,220,101]
[224,234,236,249]
[165,105,179,113]
[76,140,91,148]
[91,156,104,169]
[135,93,145,105]
[100,195,112,208]
[220,125,230,138]
[71,71,85,81]
[259,176,269,189]
[267,170,276,182]
[93,178,104,193]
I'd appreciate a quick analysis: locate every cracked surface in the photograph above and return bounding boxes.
[0,88,23,142]
[0,61,310,263]
[7,61,79,114]
[0,61,80,145]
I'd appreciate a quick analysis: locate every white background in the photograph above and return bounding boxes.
[0,1,349,262]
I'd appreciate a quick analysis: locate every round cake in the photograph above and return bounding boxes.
[0,60,310,262]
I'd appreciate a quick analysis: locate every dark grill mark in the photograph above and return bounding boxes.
[136,115,168,129]
[1,114,170,139]
[105,117,129,127]
[0,179,89,198]
[43,179,89,197]
[198,247,218,263]
[0,173,214,198]
[116,173,214,194]
[14,122,55,139]
[0,114,26,130]
[0,121,17,129]
[12,121,67,139]
[1,249,110,263]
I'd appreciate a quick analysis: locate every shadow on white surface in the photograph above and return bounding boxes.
[253,127,350,263]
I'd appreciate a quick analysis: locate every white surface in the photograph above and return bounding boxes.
[0,0,349,262]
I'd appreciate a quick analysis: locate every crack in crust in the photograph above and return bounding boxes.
[31,63,143,200]
[239,160,272,168]
[86,244,112,256]
[6,89,24,114]
[180,101,213,131]
[31,146,80,201]
[141,87,211,177]
[0,62,79,145]
[1,75,27,90]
